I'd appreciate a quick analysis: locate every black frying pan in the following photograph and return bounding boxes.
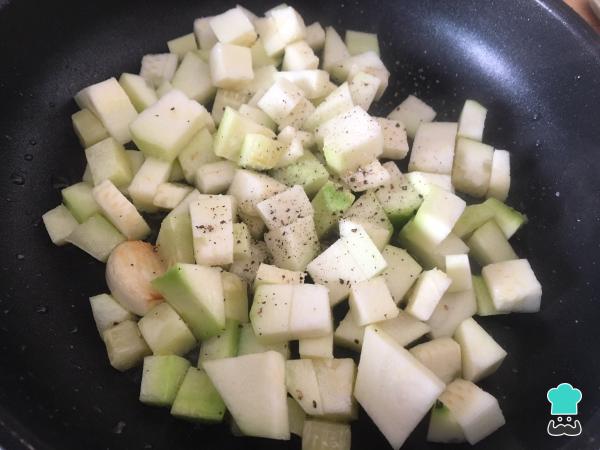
[1,0,600,449]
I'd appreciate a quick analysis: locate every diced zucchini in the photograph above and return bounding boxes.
[286,359,324,415]
[472,275,505,316]
[412,186,466,248]
[305,22,325,51]
[410,337,462,384]
[140,355,190,407]
[177,128,219,183]
[354,326,445,449]
[66,214,125,262]
[138,302,197,356]
[250,39,282,68]
[302,420,351,450]
[377,117,409,160]
[258,78,305,124]
[239,134,285,170]
[92,180,150,239]
[128,157,172,212]
[152,263,225,340]
[283,41,318,71]
[269,151,330,197]
[232,222,252,262]
[349,276,399,326]
[211,89,249,124]
[254,17,286,57]
[209,43,253,89]
[171,52,216,104]
[288,397,306,437]
[85,137,133,188]
[375,310,431,347]
[198,319,241,363]
[130,90,207,162]
[275,70,331,99]
[406,171,454,197]
[102,320,151,371]
[485,198,527,238]
[311,181,355,238]
[222,271,249,322]
[486,149,511,201]
[257,185,313,231]
[264,216,320,271]
[408,122,458,175]
[381,245,422,304]
[171,367,226,422]
[454,317,507,382]
[299,334,333,359]
[42,204,78,245]
[194,17,218,50]
[194,160,236,196]
[126,150,145,176]
[71,109,109,148]
[343,190,392,250]
[167,33,198,59]
[238,104,277,130]
[156,206,195,266]
[445,254,473,293]
[388,95,436,139]
[373,162,423,227]
[229,240,270,284]
[119,73,158,112]
[214,107,276,162]
[427,401,466,443]
[203,352,290,439]
[209,8,257,46]
[89,293,134,335]
[329,51,389,99]
[481,259,541,313]
[334,310,364,351]
[349,71,380,111]
[313,358,357,420]
[253,263,305,290]
[303,82,353,131]
[140,53,178,88]
[467,220,517,266]
[405,268,452,321]
[322,106,383,175]
[452,138,494,198]
[189,194,235,266]
[427,290,477,338]
[238,323,290,358]
[342,159,390,192]
[75,77,138,144]
[345,30,379,56]
[457,99,487,142]
[322,26,350,72]
[153,182,193,210]
[438,379,505,445]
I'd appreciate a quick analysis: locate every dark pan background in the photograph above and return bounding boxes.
[1,0,600,449]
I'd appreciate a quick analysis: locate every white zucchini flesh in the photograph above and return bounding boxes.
[189,194,235,266]
[349,71,380,111]
[42,204,78,246]
[349,276,399,326]
[486,149,511,201]
[313,358,357,420]
[85,137,133,189]
[238,104,277,130]
[167,33,198,60]
[153,182,193,210]
[452,137,494,198]
[467,220,518,266]
[211,88,250,125]
[345,30,380,56]
[264,216,320,271]
[457,99,487,142]
[128,157,172,213]
[481,258,542,313]
[75,77,138,144]
[203,351,290,440]
[380,245,422,304]
[227,169,287,216]
[426,289,477,339]
[209,7,257,46]
[438,379,505,445]
[238,323,290,359]
[334,310,364,351]
[282,41,319,71]
[195,160,237,195]
[376,117,409,160]
[304,22,326,51]
[342,190,392,251]
[342,159,390,192]
[229,240,270,284]
[171,52,215,105]
[269,6,307,47]
[405,172,454,197]
[253,263,305,290]
[130,90,207,162]
[118,73,158,112]
[232,222,252,262]
[427,401,466,443]
[354,326,445,449]
[256,185,313,230]
[102,320,151,372]
[66,214,125,262]
[408,122,458,175]
[71,108,108,148]
[285,359,324,415]
[139,53,178,88]
[178,128,219,183]
[322,26,350,72]
[410,337,462,384]
[299,333,333,359]
[274,70,331,99]
[193,17,218,50]
[445,254,473,293]
[258,78,305,124]
[303,82,353,131]
[89,293,134,335]
[375,310,431,347]
[454,317,507,382]
[287,398,306,437]
[92,179,150,240]
[209,43,254,89]
[405,268,452,321]
[302,420,351,450]
[388,94,436,139]
[138,302,197,356]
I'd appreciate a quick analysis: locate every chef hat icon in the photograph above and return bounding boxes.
[547,383,582,415]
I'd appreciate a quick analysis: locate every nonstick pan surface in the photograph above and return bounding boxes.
[1,0,600,449]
